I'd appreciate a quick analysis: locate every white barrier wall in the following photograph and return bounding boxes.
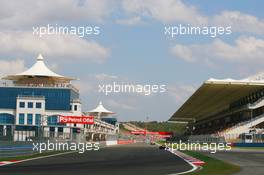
[106,140,117,146]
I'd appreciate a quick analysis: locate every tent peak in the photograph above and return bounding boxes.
[37,54,44,61]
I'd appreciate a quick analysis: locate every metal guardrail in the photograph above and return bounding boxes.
[172,133,264,143]
[0,141,34,158]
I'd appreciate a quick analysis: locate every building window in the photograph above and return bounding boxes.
[58,127,63,132]
[27,113,33,125]
[35,114,41,125]
[48,116,58,125]
[74,105,78,111]
[19,113,25,124]
[28,102,33,108]
[0,113,15,124]
[36,102,42,108]
[50,127,55,132]
[19,102,25,108]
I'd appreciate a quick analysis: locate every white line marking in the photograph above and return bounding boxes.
[0,151,77,167]
[167,149,198,175]
[155,142,198,175]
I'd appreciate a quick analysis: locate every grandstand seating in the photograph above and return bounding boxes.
[219,114,264,136]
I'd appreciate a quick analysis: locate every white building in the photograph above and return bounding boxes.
[0,54,118,142]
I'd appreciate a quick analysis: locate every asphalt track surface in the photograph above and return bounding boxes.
[0,143,192,175]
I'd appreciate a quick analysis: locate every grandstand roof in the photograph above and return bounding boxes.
[169,78,264,122]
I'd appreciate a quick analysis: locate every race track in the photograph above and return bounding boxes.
[0,143,192,175]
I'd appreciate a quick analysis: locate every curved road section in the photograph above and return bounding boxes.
[0,143,192,175]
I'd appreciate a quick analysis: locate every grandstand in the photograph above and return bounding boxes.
[169,76,264,142]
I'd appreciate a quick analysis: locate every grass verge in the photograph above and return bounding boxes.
[184,151,241,175]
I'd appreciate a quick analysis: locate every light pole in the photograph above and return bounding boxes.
[38,113,48,141]
[145,116,149,143]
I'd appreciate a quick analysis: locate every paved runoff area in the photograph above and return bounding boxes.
[0,143,192,175]
[205,150,264,175]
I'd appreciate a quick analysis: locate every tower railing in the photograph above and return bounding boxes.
[0,81,79,93]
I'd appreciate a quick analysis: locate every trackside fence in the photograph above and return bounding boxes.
[169,133,264,144]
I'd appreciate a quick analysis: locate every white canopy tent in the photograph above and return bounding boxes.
[87,101,115,119]
[2,54,75,84]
